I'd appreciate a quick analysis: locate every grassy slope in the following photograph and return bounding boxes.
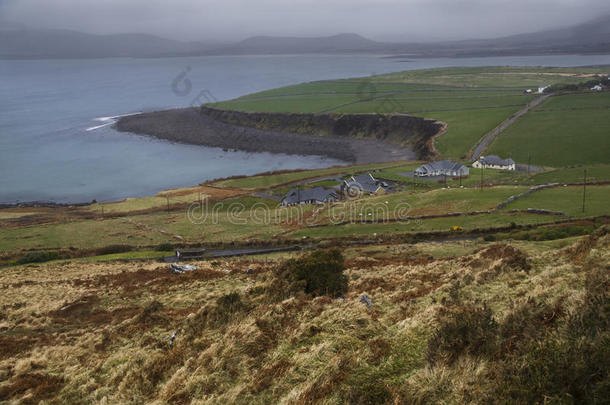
[487,92,610,166]
[0,231,607,404]
[2,182,607,254]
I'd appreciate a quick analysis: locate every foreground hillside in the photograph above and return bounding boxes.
[1,229,608,404]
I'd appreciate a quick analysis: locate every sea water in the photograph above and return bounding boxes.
[1,53,610,203]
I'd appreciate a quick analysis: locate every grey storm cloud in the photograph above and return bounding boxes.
[1,0,609,41]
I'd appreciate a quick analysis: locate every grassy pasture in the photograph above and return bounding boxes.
[212,67,608,159]
[487,92,610,167]
[368,66,610,87]
[308,186,528,226]
[526,164,610,184]
[288,212,553,239]
[501,185,610,217]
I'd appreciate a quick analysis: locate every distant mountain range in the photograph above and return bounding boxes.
[0,29,222,59]
[1,15,609,59]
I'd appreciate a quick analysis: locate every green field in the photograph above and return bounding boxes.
[487,92,610,167]
[213,161,405,189]
[212,66,609,161]
[526,164,610,184]
[289,212,553,239]
[308,186,527,226]
[368,66,610,87]
[502,185,610,217]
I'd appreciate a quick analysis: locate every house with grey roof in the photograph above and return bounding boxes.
[342,173,388,196]
[473,155,516,171]
[414,160,469,177]
[282,187,338,207]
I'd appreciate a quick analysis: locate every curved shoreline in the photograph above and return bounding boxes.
[114,107,438,165]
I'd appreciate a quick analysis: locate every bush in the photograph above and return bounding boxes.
[96,244,133,255]
[273,249,348,298]
[187,292,247,332]
[156,243,174,252]
[345,379,392,405]
[427,304,497,365]
[216,292,245,315]
[493,262,609,403]
[16,251,61,265]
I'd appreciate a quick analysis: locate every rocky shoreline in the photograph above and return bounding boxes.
[115,107,442,164]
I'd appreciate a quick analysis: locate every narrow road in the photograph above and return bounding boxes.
[470,94,551,161]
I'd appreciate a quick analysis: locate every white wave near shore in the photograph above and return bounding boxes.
[86,112,142,132]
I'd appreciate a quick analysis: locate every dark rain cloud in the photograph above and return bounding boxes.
[1,0,609,41]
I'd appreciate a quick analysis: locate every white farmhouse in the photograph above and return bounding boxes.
[538,85,550,94]
[473,155,516,171]
[591,85,603,91]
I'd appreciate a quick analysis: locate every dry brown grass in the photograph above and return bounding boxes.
[0,233,607,404]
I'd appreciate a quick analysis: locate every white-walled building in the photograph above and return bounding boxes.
[414,160,469,177]
[473,155,516,171]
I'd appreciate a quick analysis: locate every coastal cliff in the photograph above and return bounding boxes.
[115,107,443,164]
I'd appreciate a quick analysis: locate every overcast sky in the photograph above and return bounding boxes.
[1,0,609,42]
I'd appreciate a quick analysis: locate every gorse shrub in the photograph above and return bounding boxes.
[96,244,133,255]
[272,249,348,298]
[16,251,62,264]
[216,292,245,316]
[427,304,498,365]
[156,243,174,252]
[187,292,247,332]
[345,376,392,405]
[427,258,610,403]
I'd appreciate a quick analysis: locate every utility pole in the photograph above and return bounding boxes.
[582,168,587,213]
[480,167,484,191]
[459,174,462,187]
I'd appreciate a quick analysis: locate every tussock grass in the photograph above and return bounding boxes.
[0,231,608,404]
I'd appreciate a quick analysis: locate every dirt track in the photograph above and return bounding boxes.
[470,94,551,160]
